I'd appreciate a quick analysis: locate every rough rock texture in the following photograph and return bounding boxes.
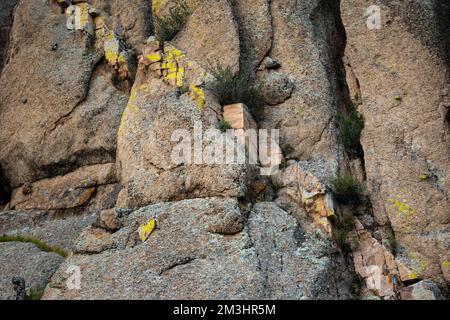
[116,42,249,209]
[173,0,240,74]
[258,0,346,178]
[342,0,450,292]
[400,280,445,300]
[0,242,63,300]
[0,0,18,71]
[0,210,97,251]
[43,199,353,299]
[89,0,151,53]
[0,0,125,189]
[230,0,272,71]
[9,163,117,211]
[0,0,448,301]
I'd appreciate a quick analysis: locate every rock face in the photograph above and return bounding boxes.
[0,0,18,71]
[0,0,150,190]
[0,0,448,300]
[43,199,353,300]
[116,41,249,209]
[0,242,63,300]
[342,0,450,292]
[174,0,240,74]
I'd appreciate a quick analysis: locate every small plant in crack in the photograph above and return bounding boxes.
[281,143,294,157]
[0,235,68,258]
[335,109,364,156]
[26,288,45,300]
[331,210,356,253]
[154,0,192,44]
[206,63,265,120]
[270,176,285,194]
[329,173,365,205]
[218,119,232,133]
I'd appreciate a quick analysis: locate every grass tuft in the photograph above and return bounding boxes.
[329,173,364,205]
[206,64,265,119]
[335,109,364,156]
[218,119,232,133]
[332,210,356,252]
[154,0,191,43]
[0,235,68,258]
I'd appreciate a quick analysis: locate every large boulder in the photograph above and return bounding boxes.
[0,242,63,300]
[116,42,249,209]
[341,0,450,292]
[0,0,148,189]
[8,163,118,211]
[43,199,353,299]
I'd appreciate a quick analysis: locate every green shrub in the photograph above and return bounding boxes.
[154,0,191,43]
[332,210,356,252]
[0,235,68,258]
[206,64,264,118]
[336,109,364,156]
[218,119,232,133]
[329,173,364,204]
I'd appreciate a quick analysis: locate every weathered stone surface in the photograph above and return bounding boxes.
[173,0,240,74]
[116,45,248,209]
[247,203,354,299]
[351,219,413,298]
[342,0,450,291]
[88,0,152,53]
[0,210,96,251]
[276,161,337,237]
[230,0,272,71]
[0,0,18,71]
[9,164,117,211]
[0,242,63,300]
[43,198,261,299]
[0,0,128,188]
[43,199,354,299]
[400,280,444,300]
[259,71,294,106]
[257,0,346,179]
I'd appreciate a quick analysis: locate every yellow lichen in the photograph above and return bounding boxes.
[117,85,148,136]
[77,3,90,29]
[190,84,206,110]
[146,52,162,63]
[409,272,418,280]
[442,261,450,268]
[152,0,167,14]
[389,199,415,218]
[104,32,120,65]
[139,219,156,242]
[419,173,429,181]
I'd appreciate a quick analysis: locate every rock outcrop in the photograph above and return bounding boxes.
[0,0,448,300]
[0,242,63,300]
[341,0,450,293]
[43,200,353,299]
